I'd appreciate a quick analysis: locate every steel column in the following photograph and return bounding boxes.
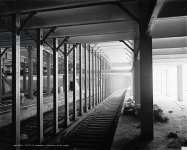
[53,38,59,134]
[99,54,102,102]
[97,54,100,104]
[0,51,2,103]
[12,14,21,147]
[84,44,87,112]
[95,52,97,106]
[73,45,77,120]
[28,46,33,99]
[47,53,51,95]
[23,58,27,95]
[36,29,44,143]
[88,45,91,110]
[140,24,153,140]
[64,43,70,127]
[79,44,83,115]
[92,49,95,108]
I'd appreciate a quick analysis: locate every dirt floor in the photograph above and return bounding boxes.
[111,96,187,150]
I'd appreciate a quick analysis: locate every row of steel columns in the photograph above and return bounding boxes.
[11,14,110,147]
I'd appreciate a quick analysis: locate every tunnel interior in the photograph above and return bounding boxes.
[0,0,187,150]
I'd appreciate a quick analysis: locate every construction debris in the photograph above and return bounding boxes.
[123,99,169,123]
[167,132,178,139]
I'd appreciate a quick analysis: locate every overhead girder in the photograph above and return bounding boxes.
[0,0,138,15]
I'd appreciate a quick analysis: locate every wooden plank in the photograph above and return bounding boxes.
[53,38,59,134]
[79,44,83,116]
[12,14,21,147]
[64,43,70,127]
[28,46,33,99]
[73,45,77,120]
[36,28,44,143]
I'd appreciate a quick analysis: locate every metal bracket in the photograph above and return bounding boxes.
[116,2,139,24]
[0,47,9,57]
[119,40,134,52]
[41,27,57,44]
[56,36,69,50]
[18,12,37,33]
[67,43,79,56]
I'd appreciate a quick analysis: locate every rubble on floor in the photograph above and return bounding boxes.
[123,98,169,123]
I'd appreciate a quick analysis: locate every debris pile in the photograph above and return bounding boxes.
[153,104,169,123]
[123,98,169,123]
[167,132,187,148]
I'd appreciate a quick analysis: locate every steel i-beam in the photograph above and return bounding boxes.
[92,49,95,108]
[84,44,87,112]
[73,45,77,120]
[53,38,59,134]
[12,14,21,147]
[79,44,83,115]
[64,43,70,127]
[88,45,91,110]
[36,28,44,143]
[28,46,33,99]
[95,52,97,106]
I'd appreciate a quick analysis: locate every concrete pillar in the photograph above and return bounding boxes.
[177,64,183,101]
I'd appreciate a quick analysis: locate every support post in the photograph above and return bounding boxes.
[64,43,70,127]
[95,52,97,106]
[140,23,153,140]
[98,54,100,104]
[84,44,87,112]
[46,53,51,95]
[23,58,27,95]
[100,55,102,102]
[92,49,95,107]
[177,64,183,101]
[12,14,21,147]
[28,46,33,99]
[133,39,141,105]
[88,45,91,109]
[79,44,83,115]
[53,38,59,134]
[36,29,44,143]
[73,45,77,120]
[0,50,2,103]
